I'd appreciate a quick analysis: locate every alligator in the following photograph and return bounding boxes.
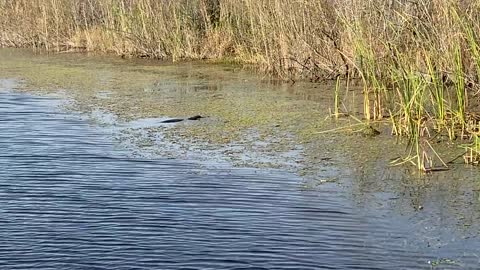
[161,115,204,123]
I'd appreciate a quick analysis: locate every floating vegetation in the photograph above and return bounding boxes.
[428,258,459,268]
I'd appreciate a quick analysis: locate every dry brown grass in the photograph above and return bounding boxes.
[0,0,348,76]
[0,1,478,80]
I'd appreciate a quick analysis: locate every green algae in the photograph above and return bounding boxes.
[0,49,338,172]
[0,48,466,176]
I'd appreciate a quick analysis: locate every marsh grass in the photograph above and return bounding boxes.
[2,0,480,169]
[463,133,480,164]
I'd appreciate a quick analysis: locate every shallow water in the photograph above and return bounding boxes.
[1,49,480,269]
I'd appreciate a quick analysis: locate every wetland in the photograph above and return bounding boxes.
[1,48,480,269]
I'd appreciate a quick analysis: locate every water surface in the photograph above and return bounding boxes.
[1,50,480,269]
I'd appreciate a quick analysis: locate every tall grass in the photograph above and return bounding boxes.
[2,0,480,168]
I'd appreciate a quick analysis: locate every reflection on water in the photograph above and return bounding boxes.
[0,49,480,269]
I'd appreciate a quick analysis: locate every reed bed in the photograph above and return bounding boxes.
[2,0,480,170]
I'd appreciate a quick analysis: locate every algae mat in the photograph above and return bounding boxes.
[0,48,464,178]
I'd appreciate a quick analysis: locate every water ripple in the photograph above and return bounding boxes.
[0,90,476,269]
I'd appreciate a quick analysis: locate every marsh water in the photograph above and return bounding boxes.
[1,49,480,269]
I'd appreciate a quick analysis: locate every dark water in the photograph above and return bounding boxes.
[0,88,479,269]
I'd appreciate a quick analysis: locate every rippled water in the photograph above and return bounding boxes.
[1,78,480,268]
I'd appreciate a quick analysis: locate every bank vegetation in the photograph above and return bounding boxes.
[1,0,480,170]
